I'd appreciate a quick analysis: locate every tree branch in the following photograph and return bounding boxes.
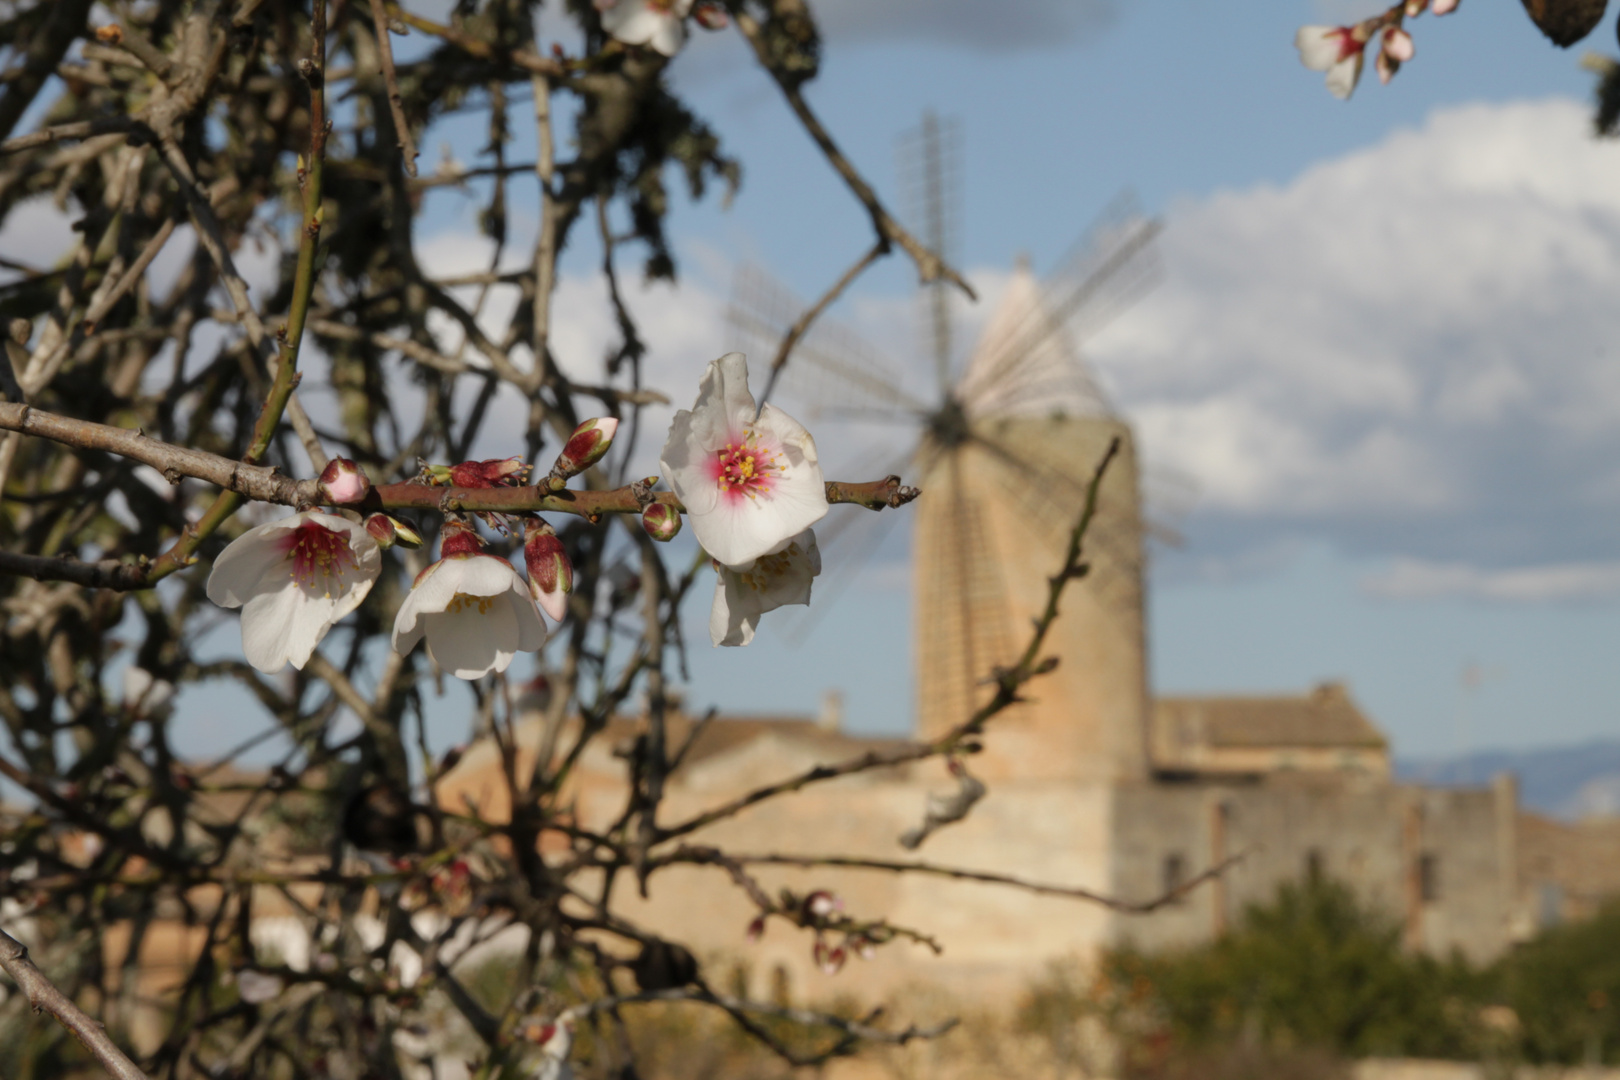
[0,926,152,1080]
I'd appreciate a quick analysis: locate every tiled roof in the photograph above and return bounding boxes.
[592,712,916,770]
[1153,682,1388,750]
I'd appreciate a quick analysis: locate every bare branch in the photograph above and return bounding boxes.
[0,926,152,1080]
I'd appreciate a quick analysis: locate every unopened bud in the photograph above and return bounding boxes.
[745,915,766,942]
[641,502,681,542]
[318,457,371,505]
[812,939,846,975]
[804,890,842,920]
[550,418,618,481]
[448,457,530,489]
[693,1,729,29]
[524,521,573,622]
[366,512,423,549]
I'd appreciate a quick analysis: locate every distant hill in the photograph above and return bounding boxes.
[1397,740,1620,820]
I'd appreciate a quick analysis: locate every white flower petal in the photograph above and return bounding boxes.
[513,588,550,650]
[710,572,752,647]
[206,517,302,608]
[660,408,722,519]
[426,595,519,679]
[1325,53,1363,100]
[1295,25,1345,71]
[240,586,316,673]
[709,530,820,647]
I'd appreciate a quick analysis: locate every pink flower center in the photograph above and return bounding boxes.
[279,520,358,595]
[711,431,783,501]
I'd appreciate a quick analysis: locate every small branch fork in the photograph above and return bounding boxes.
[0,927,152,1080]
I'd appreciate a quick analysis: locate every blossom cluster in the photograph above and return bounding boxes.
[205,353,827,682]
[1294,0,1454,100]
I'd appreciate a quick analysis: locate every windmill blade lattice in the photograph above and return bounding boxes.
[898,111,963,392]
[956,195,1160,422]
[726,262,923,421]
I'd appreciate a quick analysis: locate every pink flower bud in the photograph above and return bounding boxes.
[523,521,573,622]
[318,458,371,504]
[812,939,846,975]
[693,1,728,29]
[1432,0,1457,12]
[1376,47,1399,84]
[1382,26,1414,62]
[805,890,842,919]
[449,457,530,489]
[551,418,619,480]
[641,502,682,542]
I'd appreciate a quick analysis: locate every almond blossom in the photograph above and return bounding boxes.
[710,529,820,647]
[391,522,546,679]
[661,352,827,568]
[598,0,693,57]
[1295,24,1367,100]
[206,511,382,673]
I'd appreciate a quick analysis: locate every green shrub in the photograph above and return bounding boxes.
[1092,876,1484,1064]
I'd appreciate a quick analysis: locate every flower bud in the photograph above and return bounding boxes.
[524,521,573,622]
[804,890,842,920]
[551,418,619,480]
[318,457,371,505]
[1382,26,1413,62]
[745,915,766,942]
[364,512,425,550]
[641,502,682,542]
[448,457,530,489]
[693,1,728,29]
[812,939,846,975]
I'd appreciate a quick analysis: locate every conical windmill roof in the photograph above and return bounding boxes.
[953,262,1114,423]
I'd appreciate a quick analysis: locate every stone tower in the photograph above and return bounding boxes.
[912,267,1150,784]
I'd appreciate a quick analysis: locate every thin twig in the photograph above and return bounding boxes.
[365,0,417,176]
[732,10,974,299]
[757,238,887,410]
[0,926,152,1080]
[717,850,1251,914]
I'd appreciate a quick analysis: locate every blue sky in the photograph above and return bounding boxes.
[11,0,1618,768]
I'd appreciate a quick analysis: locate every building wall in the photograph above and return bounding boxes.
[1109,778,1516,963]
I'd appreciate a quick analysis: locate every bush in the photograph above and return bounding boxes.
[1492,899,1620,1064]
[1090,876,1484,1066]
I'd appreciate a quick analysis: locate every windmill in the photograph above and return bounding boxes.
[727,113,1163,783]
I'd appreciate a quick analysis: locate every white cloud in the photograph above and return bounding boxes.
[1085,98,1620,586]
